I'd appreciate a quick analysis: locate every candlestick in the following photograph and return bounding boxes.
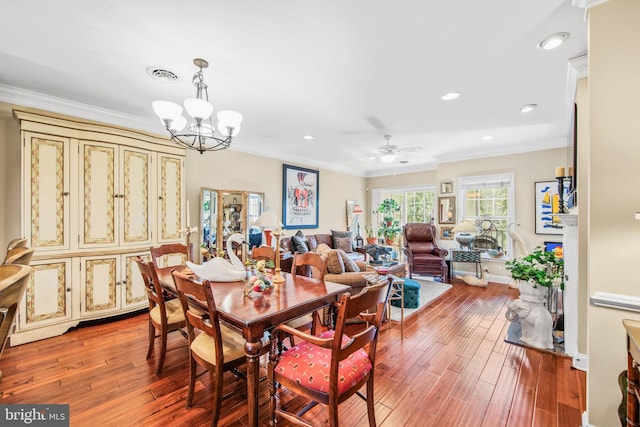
[555,166,565,178]
[186,200,190,228]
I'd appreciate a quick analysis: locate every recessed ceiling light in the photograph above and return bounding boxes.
[518,104,538,113]
[441,92,461,101]
[481,135,493,141]
[537,32,570,50]
[303,135,314,140]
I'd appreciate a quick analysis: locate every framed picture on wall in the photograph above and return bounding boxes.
[440,225,454,240]
[440,181,453,194]
[534,181,563,235]
[282,164,319,229]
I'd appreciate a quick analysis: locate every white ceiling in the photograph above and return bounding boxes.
[0,0,587,177]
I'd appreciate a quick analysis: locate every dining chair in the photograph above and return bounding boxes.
[171,270,248,427]
[0,264,33,380]
[6,237,28,252]
[268,280,391,427]
[150,243,188,269]
[251,245,276,262]
[287,252,328,338]
[3,246,35,266]
[133,257,186,374]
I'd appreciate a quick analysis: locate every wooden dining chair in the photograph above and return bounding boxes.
[287,252,329,338]
[290,251,327,281]
[150,243,188,269]
[269,280,391,427]
[6,237,28,252]
[3,246,35,266]
[134,257,186,374]
[171,270,248,427]
[251,245,276,262]
[0,264,33,380]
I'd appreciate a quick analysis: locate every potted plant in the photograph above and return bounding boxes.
[375,198,402,245]
[505,246,564,290]
[364,225,377,245]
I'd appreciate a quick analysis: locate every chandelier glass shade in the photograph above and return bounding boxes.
[152,58,243,154]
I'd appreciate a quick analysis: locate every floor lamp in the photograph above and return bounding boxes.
[253,210,285,283]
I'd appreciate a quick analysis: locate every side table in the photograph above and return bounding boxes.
[451,250,482,278]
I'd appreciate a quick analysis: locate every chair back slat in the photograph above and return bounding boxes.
[171,271,223,363]
[150,243,188,268]
[251,245,276,262]
[3,247,35,266]
[6,238,28,252]
[133,257,165,308]
[291,252,327,280]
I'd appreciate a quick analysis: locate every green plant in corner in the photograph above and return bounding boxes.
[375,198,402,243]
[364,225,375,238]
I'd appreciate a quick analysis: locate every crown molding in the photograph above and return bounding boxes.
[0,84,157,134]
[572,0,609,9]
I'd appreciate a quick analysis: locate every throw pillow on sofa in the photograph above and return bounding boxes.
[331,230,353,252]
[292,230,309,253]
[337,249,360,272]
[326,250,345,274]
[315,243,332,258]
[332,236,353,253]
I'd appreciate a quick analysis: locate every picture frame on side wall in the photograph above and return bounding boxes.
[534,181,563,235]
[282,164,319,229]
[440,225,454,240]
[440,181,453,194]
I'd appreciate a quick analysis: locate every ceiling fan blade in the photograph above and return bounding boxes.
[365,116,388,133]
[400,146,423,153]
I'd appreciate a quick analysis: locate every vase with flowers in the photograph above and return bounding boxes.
[505,245,564,294]
[504,245,563,350]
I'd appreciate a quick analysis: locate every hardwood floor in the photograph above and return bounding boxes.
[0,281,585,426]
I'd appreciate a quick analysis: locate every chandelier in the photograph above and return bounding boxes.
[152,58,243,154]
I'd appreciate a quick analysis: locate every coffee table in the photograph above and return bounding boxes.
[371,262,406,278]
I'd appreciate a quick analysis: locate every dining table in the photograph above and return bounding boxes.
[156,265,350,427]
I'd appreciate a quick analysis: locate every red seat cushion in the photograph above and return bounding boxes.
[274,331,372,395]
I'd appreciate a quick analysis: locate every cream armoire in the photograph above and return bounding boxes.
[11,110,185,345]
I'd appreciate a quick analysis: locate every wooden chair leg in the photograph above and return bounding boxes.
[211,370,223,427]
[186,354,196,408]
[146,319,155,360]
[366,375,376,427]
[156,325,167,374]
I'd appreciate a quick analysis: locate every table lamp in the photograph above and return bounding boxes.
[253,210,285,283]
[452,221,477,250]
[352,203,364,248]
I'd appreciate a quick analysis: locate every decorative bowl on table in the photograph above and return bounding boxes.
[487,250,505,258]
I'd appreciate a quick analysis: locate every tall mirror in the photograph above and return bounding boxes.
[200,188,264,260]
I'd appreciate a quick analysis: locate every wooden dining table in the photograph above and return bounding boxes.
[156,266,350,427]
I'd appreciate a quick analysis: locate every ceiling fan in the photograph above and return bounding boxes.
[376,134,423,163]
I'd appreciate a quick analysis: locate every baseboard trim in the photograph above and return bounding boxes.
[573,352,589,372]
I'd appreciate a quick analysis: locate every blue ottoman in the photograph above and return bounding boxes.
[391,279,420,309]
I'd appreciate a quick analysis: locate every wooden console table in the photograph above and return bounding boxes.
[624,319,640,426]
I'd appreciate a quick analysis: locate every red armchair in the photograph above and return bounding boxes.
[403,223,449,282]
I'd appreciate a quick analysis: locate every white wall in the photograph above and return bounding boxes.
[588,0,640,425]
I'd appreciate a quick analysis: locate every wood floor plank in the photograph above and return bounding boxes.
[0,280,585,426]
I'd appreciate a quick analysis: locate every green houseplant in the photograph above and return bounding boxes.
[504,246,564,289]
[364,225,377,245]
[375,198,401,244]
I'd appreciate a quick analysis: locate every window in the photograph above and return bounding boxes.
[458,173,514,254]
[373,186,436,226]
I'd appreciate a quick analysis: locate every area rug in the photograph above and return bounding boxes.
[388,279,452,321]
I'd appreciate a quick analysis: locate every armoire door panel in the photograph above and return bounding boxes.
[19,259,72,329]
[80,256,119,316]
[158,154,183,242]
[79,142,117,248]
[24,133,70,251]
[121,148,152,245]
